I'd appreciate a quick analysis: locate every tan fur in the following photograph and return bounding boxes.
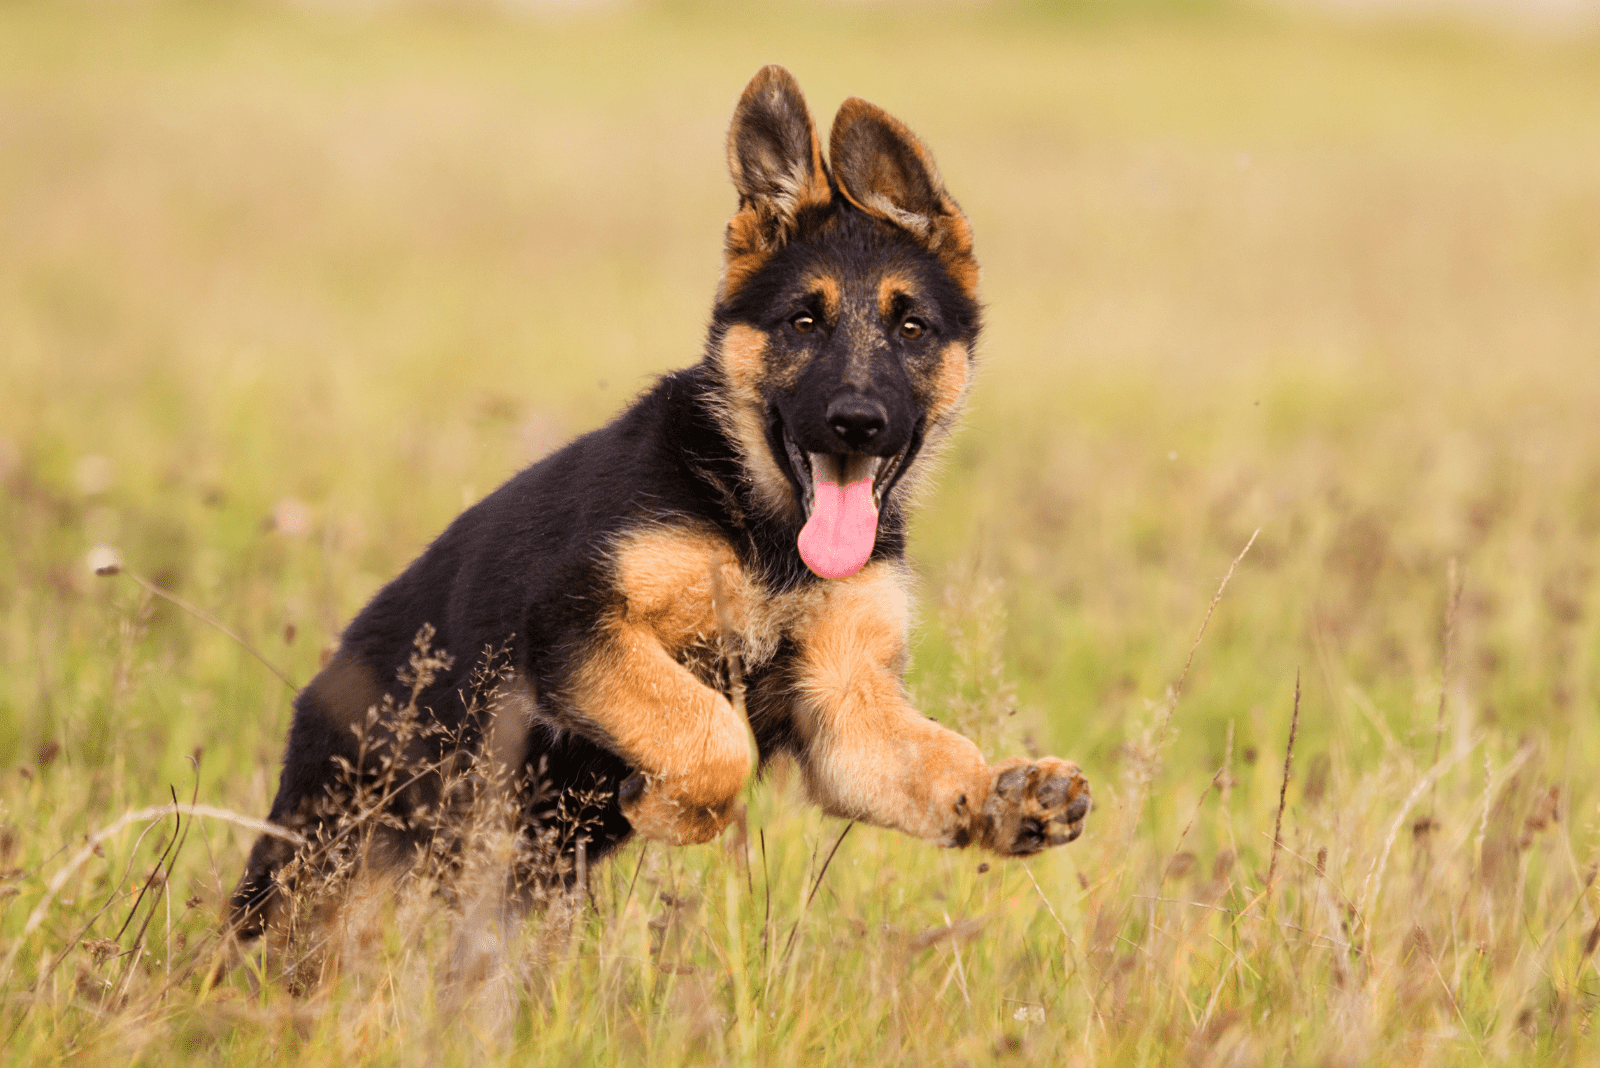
[876,272,920,320]
[788,562,993,845]
[573,527,758,845]
[925,340,972,426]
[929,213,979,297]
[573,525,1001,846]
[579,538,995,847]
[719,69,833,304]
[718,322,767,405]
[608,526,829,682]
[574,530,1089,854]
[709,324,801,522]
[719,220,774,306]
[811,272,842,322]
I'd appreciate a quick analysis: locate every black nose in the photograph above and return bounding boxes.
[825,395,888,449]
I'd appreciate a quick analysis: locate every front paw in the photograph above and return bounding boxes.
[618,770,740,846]
[980,757,1091,856]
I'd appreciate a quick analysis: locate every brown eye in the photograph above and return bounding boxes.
[899,318,925,340]
[791,314,816,333]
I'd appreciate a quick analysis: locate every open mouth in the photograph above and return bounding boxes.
[778,421,914,580]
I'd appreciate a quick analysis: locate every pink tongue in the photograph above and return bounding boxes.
[798,477,879,579]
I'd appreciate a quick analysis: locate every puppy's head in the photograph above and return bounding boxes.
[710,65,982,580]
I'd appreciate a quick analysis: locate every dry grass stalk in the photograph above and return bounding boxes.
[1154,528,1260,754]
[1431,558,1463,772]
[1265,670,1302,903]
[241,627,615,993]
[1124,529,1260,850]
[0,804,306,988]
[97,564,299,692]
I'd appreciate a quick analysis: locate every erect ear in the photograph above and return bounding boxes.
[721,66,831,299]
[828,97,978,295]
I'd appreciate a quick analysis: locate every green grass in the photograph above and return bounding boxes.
[4,1,1600,1064]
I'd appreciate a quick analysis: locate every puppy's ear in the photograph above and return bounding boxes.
[722,65,831,300]
[829,98,978,295]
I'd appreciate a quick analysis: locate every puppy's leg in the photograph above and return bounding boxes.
[575,623,754,844]
[792,563,1090,854]
[228,648,385,939]
[573,528,758,845]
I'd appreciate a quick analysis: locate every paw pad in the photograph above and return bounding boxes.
[980,757,1091,856]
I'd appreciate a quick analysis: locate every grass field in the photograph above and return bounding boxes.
[4,1,1600,1063]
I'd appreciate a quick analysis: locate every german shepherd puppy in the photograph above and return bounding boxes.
[231,66,1090,938]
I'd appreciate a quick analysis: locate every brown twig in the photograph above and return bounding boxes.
[1158,758,1232,914]
[1266,671,1302,904]
[98,564,298,691]
[1155,528,1260,752]
[780,821,854,963]
[113,790,183,943]
[759,829,772,961]
[52,816,171,971]
[805,821,854,911]
[110,788,192,1007]
[619,843,648,918]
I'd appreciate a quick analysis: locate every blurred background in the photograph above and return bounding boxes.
[2,0,1598,841]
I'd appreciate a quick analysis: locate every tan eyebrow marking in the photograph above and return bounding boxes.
[877,272,920,320]
[808,273,842,320]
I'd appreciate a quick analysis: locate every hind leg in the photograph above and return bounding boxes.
[228,648,384,939]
